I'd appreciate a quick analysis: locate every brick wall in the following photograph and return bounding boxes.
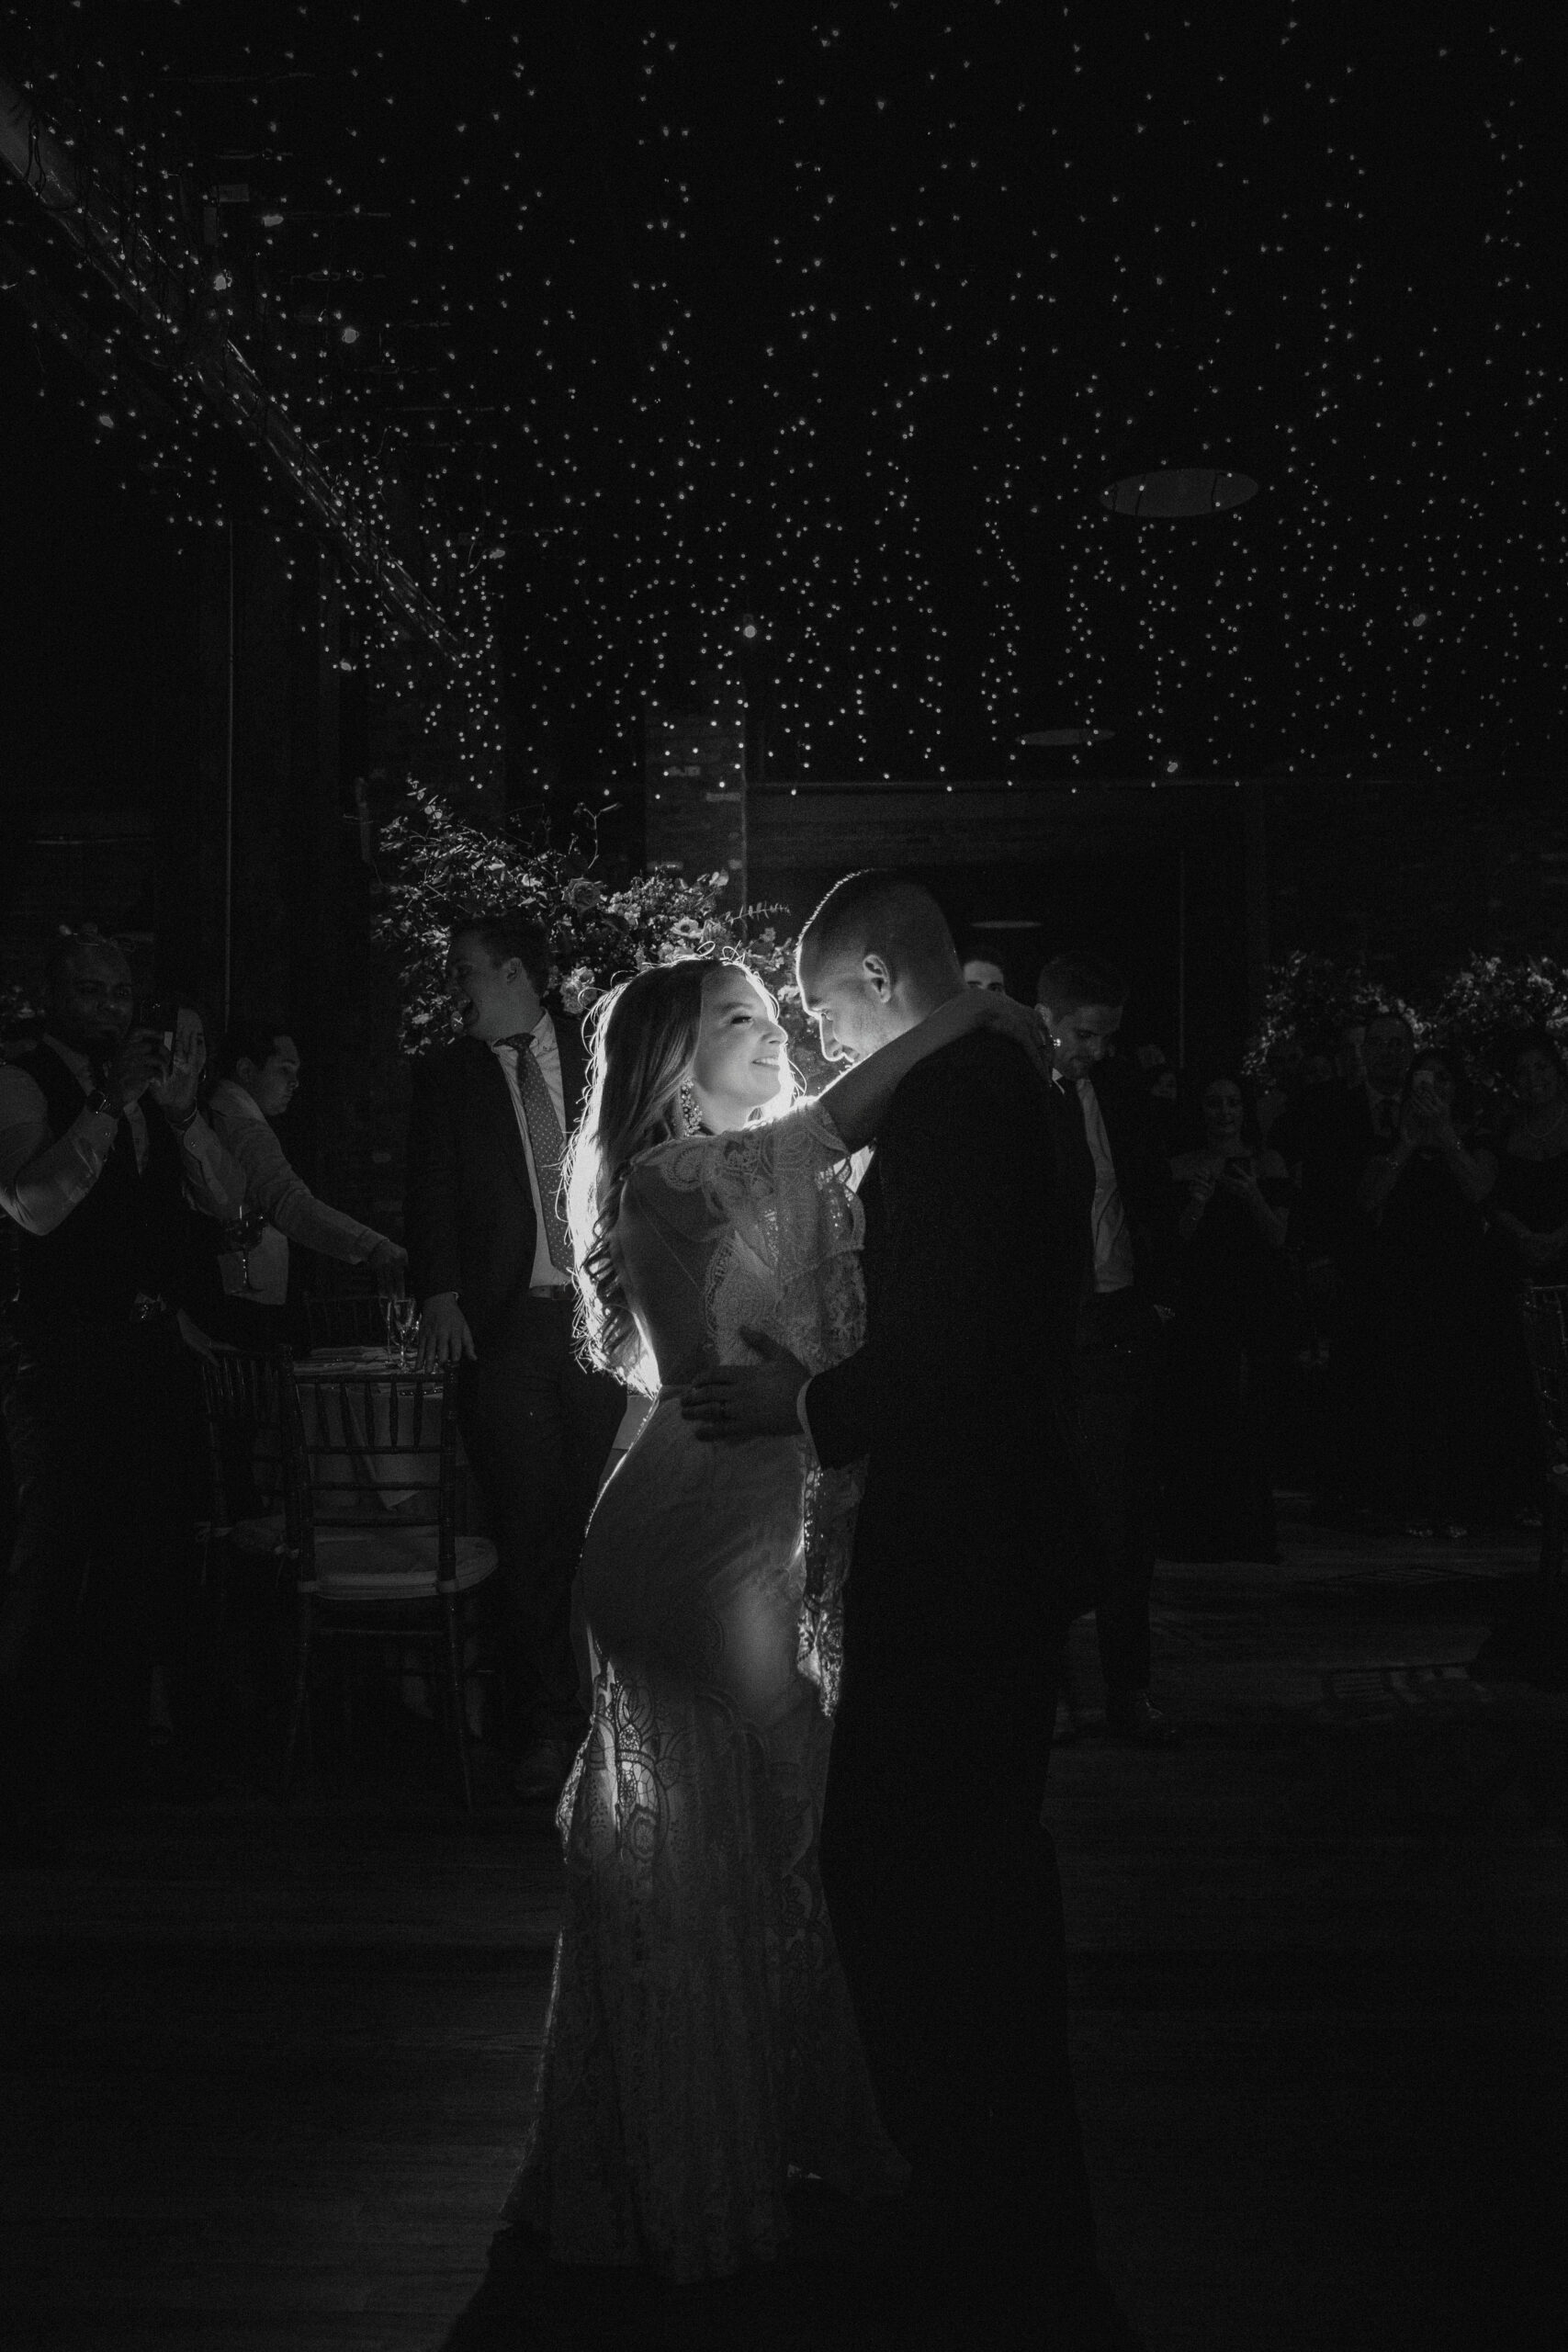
[1258,773,1568,997]
[643,698,747,878]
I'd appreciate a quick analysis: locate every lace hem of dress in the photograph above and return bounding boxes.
[505,1656,907,2278]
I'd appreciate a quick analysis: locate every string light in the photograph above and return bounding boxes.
[0,3,1559,820]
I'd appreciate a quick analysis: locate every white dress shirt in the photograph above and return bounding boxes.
[208,1079,390,1305]
[490,1012,571,1292]
[1076,1074,1135,1294]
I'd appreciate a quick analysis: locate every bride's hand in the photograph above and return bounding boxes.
[950,988,1055,1082]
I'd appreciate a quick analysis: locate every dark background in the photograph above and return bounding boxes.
[2,1,1565,1200]
[4,0,1564,799]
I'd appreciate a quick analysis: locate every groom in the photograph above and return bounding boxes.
[684,874,1136,2347]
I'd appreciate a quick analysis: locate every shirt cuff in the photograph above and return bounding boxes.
[795,1377,818,1464]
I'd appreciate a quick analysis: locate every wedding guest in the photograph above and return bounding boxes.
[1263,1027,1340,1180]
[1479,1032,1568,1520]
[1134,1040,1178,1106]
[403,910,624,1801]
[1288,1011,1416,1521]
[1357,1048,1496,1536]
[1134,1041,1180,1155]
[1037,951,1179,1746]
[0,936,244,1841]
[1165,1073,1297,1563]
[1294,1011,1416,1262]
[1487,1030,1568,1283]
[206,1022,406,1348]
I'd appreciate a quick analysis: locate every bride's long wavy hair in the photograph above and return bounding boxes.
[564,956,797,1388]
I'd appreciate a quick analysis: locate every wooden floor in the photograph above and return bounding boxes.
[3,1514,1566,2352]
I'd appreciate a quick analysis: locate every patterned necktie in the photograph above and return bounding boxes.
[499,1032,571,1274]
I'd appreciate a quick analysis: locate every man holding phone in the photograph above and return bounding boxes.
[0,932,244,1849]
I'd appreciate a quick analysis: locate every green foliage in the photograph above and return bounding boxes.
[1247,947,1568,1099]
[374,785,807,1059]
[1243,951,1426,1078]
[1427,953,1568,1084]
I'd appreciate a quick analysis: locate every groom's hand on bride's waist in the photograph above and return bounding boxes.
[682,1334,808,1442]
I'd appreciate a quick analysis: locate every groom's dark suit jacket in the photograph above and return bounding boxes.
[806,1028,1084,1671]
[807,1027,1100,2245]
[404,1014,592,1351]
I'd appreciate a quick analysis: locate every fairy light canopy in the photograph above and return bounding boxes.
[0,0,1562,798]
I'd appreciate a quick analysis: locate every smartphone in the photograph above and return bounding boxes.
[138,995,180,1054]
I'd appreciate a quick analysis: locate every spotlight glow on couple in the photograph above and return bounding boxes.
[499,869,1136,2346]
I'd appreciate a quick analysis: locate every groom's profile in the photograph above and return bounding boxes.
[685,871,1140,2347]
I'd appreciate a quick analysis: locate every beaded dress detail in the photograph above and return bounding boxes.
[504,1103,905,2279]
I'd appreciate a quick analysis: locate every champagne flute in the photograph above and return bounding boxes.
[386,1293,419,1368]
[224,1204,267,1295]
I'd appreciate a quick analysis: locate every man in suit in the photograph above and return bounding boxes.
[404,910,623,1800]
[682,876,1138,2349]
[1036,953,1178,1748]
[1290,1011,1414,1272]
[1286,1010,1416,1522]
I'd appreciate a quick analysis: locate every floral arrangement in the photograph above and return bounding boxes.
[1245,946,1568,1099]
[1242,951,1426,1079]
[374,784,807,1060]
[1427,953,1568,1086]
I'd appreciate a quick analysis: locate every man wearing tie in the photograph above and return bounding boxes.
[404,911,623,1799]
[1037,952,1178,1747]
[1292,1010,1415,1259]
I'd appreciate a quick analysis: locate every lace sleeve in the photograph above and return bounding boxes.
[637,1103,866,1716]
[647,1102,864,1372]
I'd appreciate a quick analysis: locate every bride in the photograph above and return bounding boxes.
[502,953,1043,2282]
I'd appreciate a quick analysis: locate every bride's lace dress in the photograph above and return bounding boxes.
[503,1102,907,2280]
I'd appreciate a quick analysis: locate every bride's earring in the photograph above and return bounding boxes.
[678,1080,705,1136]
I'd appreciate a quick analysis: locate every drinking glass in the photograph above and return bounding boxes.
[386,1294,419,1369]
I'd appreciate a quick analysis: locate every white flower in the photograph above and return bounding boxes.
[559,966,602,1013]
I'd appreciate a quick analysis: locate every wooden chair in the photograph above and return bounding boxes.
[303,1291,388,1351]
[195,1347,295,1586]
[280,1367,499,1810]
[1519,1284,1568,1596]
[195,1348,300,1755]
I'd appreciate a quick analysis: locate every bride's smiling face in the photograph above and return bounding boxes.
[689,969,788,1125]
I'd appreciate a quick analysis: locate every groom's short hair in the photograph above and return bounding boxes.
[1035,951,1128,1012]
[799,870,961,987]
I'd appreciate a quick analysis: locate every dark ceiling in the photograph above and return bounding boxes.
[2,0,1563,798]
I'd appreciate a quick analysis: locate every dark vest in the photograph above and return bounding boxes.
[7,1044,186,1327]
